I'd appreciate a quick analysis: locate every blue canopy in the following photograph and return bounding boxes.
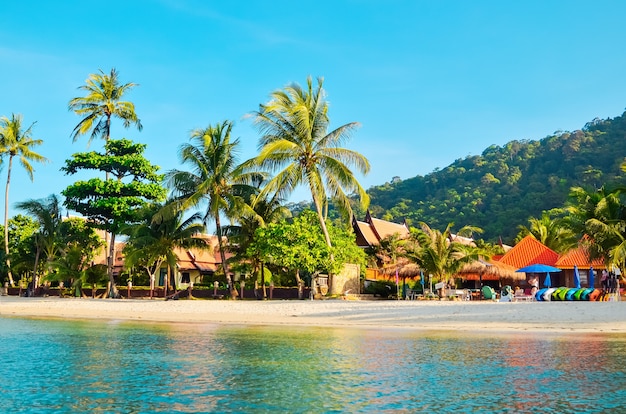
[516,264,562,273]
[573,265,581,289]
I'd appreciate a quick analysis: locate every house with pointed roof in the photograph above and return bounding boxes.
[93,234,224,289]
[352,211,410,249]
[496,235,606,288]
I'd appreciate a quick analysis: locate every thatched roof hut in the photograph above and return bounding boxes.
[455,259,524,284]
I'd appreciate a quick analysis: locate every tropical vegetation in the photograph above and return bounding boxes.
[2,69,626,298]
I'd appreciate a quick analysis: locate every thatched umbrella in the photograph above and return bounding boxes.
[456,259,524,287]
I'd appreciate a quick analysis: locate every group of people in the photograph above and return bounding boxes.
[600,270,620,293]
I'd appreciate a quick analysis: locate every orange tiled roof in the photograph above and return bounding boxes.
[497,235,559,269]
[555,244,605,269]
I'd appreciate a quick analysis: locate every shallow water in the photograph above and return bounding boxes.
[0,317,624,413]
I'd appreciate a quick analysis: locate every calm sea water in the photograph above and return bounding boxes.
[0,317,624,413]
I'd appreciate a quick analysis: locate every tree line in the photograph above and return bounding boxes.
[0,70,369,298]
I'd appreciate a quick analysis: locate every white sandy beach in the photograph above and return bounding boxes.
[1,295,625,333]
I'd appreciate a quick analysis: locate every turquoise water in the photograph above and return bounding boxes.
[0,317,625,413]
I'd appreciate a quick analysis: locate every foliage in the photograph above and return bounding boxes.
[515,209,578,253]
[0,113,47,285]
[164,121,258,297]
[62,139,166,231]
[408,222,483,286]
[122,202,206,292]
[68,68,142,144]
[249,209,366,279]
[366,112,626,244]
[62,138,165,294]
[248,76,370,251]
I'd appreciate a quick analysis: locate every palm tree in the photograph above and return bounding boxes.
[410,222,482,291]
[68,68,142,146]
[225,184,291,298]
[249,76,370,252]
[516,209,577,253]
[15,194,63,290]
[123,203,206,299]
[164,122,256,298]
[0,114,47,286]
[569,185,626,275]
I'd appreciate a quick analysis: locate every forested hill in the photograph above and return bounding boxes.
[366,110,626,244]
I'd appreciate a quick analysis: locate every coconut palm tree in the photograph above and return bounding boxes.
[0,114,47,286]
[224,183,291,298]
[516,209,577,253]
[409,222,482,290]
[68,68,142,146]
[249,76,370,252]
[123,202,206,299]
[164,122,257,298]
[15,194,63,290]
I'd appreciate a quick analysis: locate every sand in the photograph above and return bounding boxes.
[1,295,625,333]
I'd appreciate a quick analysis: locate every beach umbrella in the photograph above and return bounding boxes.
[573,265,581,289]
[589,266,595,288]
[516,264,562,273]
[544,272,552,288]
[420,269,425,291]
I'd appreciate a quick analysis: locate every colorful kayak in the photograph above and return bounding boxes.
[543,288,557,301]
[535,288,547,301]
[589,289,601,301]
[581,288,594,301]
[565,288,579,301]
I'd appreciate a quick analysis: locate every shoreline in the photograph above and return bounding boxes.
[1,296,625,333]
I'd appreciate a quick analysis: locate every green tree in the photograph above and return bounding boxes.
[62,139,166,296]
[68,68,142,146]
[249,76,370,253]
[122,202,206,298]
[225,186,291,298]
[0,114,48,286]
[15,194,63,291]
[516,209,577,253]
[164,121,256,298]
[0,214,39,284]
[409,222,482,289]
[250,210,366,288]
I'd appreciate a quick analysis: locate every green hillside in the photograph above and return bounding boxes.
[366,110,626,244]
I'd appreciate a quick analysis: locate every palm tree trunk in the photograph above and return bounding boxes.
[309,186,334,293]
[33,243,40,292]
[215,214,238,298]
[107,231,119,298]
[4,156,14,287]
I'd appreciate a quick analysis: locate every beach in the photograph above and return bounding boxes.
[1,295,625,333]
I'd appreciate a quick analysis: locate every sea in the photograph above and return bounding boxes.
[0,316,624,413]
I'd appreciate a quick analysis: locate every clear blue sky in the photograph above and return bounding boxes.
[2,0,626,220]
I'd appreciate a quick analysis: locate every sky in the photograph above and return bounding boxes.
[2,0,626,222]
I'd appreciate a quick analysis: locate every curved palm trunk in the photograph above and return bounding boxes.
[4,156,14,287]
[215,214,238,298]
[309,185,334,293]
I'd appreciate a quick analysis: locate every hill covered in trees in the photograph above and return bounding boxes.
[365,110,626,243]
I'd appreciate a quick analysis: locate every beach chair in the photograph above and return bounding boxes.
[481,286,498,301]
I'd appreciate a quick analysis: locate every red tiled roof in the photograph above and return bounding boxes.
[555,244,605,269]
[497,235,559,269]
